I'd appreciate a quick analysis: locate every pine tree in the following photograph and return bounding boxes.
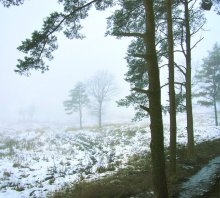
[63,82,89,129]
[166,0,177,176]
[107,1,169,196]
[167,0,206,158]
[194,43,220,126]
[116,1,182,177]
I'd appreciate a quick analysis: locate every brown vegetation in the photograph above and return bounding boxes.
[51,138,220,198]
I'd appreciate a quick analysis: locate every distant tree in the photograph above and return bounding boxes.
[194,43,220,126]
[63,82,89,129]
[88,71,115,128]
[18,105,35,121]
[27,104,35,121]
[18,108,26,121]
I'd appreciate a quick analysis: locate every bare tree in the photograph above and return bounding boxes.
[88,71,116,128]
[18,104,35,121]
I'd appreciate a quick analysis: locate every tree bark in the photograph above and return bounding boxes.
[143,0,169,197]
[214,95,218,126]
[184,0,195,158]
[166,0,177,176]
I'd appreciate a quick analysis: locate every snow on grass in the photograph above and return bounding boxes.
[0,113,220,197]
[0,124,151,198]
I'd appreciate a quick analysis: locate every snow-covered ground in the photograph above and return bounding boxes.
[0,111,220,198]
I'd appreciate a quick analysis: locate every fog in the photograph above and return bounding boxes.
[0,0,219,126]
[0,0,134,126]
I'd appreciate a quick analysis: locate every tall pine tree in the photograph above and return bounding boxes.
[107,1,169,196]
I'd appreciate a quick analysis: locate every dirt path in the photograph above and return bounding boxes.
[178,156,220,198]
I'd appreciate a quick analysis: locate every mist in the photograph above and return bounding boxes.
[0,1,135,126]
[1,0,219,127]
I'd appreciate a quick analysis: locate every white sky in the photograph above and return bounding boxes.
[0,0,219,125]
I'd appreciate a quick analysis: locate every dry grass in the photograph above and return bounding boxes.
[51,153,153,198]
[51,139,220,198]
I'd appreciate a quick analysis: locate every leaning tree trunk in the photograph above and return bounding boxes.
[166,0,177,176]
[143,0,169,197]
[184,0,195,158]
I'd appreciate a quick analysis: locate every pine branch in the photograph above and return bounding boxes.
[132,53,146,59]
[191,37,204,51]
[156,37,167,46]
[140,105,150,113]
[158,50,168,58]
[161,82,185,89]
[190,23,205,37]
[180,25,187,58]
[178,103,186,109]
[16,0,99,74]
[174,49,185,53]
[174,62,186,76]
[46,0,99,37]
[189,0,197,10]
[159,63,168,69]
[132,87,149,95]
[115,32,145,38]
[0,0,24,7]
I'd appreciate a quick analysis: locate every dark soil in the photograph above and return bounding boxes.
[202,179,220,198]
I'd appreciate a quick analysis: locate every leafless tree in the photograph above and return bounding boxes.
[88,71,116,128]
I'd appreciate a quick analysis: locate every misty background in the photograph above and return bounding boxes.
[0,0,219,126]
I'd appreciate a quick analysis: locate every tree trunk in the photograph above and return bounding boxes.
[166,0,177,176]
[214,96,218,126]
[184,0,195,158]
[98,102,102,128]
[79,105,82,129]
[143,0,169,197]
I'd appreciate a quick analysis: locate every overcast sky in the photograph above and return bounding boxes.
[0,0,219,126]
